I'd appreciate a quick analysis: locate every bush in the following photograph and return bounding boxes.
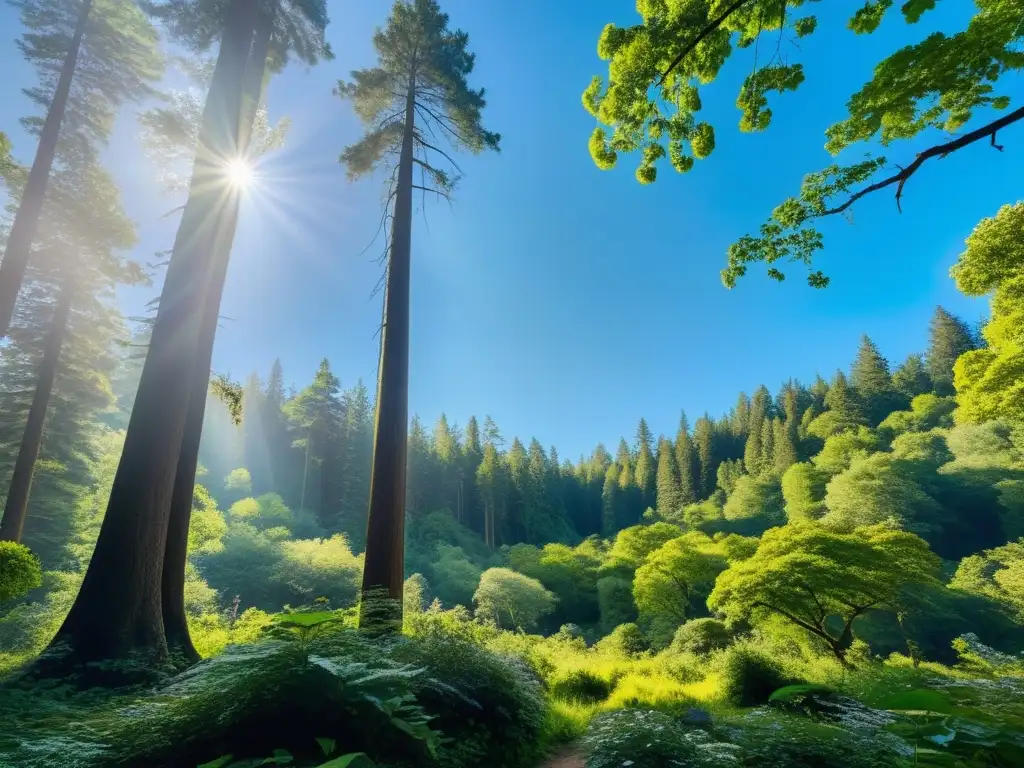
[596,622,646,657]
[549,669,612,703]
[713,644,800,707]
[0,542,41,602]
[393,622,547,768]
[596,576,636,633]
[672,618,732,656]
[582,709,740,768]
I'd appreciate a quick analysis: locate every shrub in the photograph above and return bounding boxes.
[713,644,800,707]
[595,622,646,657]
[392,624,547,768]
[582,709,740,768]
[596,575,636,633]
[549,669,612,703]
[473,567,556,632]
[672,618,732,656]
[0,542,41,602]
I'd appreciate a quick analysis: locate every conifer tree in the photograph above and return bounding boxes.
[601,462,619,537]
[476,440,505,547]
[675,412,696,505]
[47,0,330,670]
[851,335,905,424]
[759,418,775,475]
[655,436,681,520]
[340,380,372,542]
[772,416,798,475]
[892,354,933,400]
[634,418,656,509]
[336,0,499,631]
[823,371,868,433]
[693,415,715,499]
[744,385,771,474]
[927,306,978,395]
[0,0,160,335]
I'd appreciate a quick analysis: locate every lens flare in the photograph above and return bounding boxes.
[225,157,254,189]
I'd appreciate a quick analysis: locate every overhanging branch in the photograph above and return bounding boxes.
[822,105,1024,216]
[657,0,757,86]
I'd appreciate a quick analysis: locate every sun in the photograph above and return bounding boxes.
[225,156,255,189]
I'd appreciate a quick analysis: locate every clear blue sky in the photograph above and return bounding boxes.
[0,1,1017,460]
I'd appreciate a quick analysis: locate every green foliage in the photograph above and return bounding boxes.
[710,523,940,661]
[781,462,827,522]
[595,622,646,658]
[473,567,556,632]
[633,533,726,629]
[950,540,1024,623]
[549,669,612,704]
[608,522,681,569]
[582,709,736,768]
[671,618,731,657]
[722,475,784,534]
[0,542,42,602]
[596,576,636,634]
[713,643,800,707]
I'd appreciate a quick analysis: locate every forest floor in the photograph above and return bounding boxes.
[540,744,585,768]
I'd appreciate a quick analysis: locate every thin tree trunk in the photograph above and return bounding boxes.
[162,0,276,665]
[41,0,258,677]
[0,0,93,338]
[359,73,417,634]
[0,281,74,543]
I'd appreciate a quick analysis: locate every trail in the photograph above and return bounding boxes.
[540,744,585,768]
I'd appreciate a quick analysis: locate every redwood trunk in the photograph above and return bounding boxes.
[0,0,93,338]
[162,1,275,663]
[0,281,74,543]
[359,76,416,634]
[42,0,258,675]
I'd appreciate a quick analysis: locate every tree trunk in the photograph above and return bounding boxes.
[359,75,416,635]
[0,0,93,338]
[0,281,75,543]
[162,0,276,665]
[40,0,258,677]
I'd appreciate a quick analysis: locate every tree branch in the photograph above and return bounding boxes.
[657,0,757,86]
[822,105,1024,216]
[412,131,463,173]
[412,184,450,201]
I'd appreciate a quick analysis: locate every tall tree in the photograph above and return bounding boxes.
[743,385,771,475]
[892,354,933,401]
[693,415,715,500]
[675,411,696,506]
[851,335,903,424]
[336,0,499,632]
[634,418,656,510]
[0,282,74,543]
[927,306,978,396]
[0,0,158,334]
[654,436,681,520]
[46,0,330,672]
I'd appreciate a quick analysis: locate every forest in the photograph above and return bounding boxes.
[0,0,1022,767]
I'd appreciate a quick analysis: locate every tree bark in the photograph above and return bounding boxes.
[0,281,75,543]
[359,73,416,635]
[41,0,258,677]
[162,0,276,665]
[0,0,93,338]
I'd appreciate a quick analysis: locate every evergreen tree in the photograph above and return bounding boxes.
[772,416,798,475]
[634,418,656,510]
[927,306,978,395]
[892,354,933,400]
[405,415,433,516]
[655,436,681,520]
[336,0,499,631]
[242,372,272,494]
[675,412,696,505]
[758,417,775,475]
[49,0,330,670]
[476,440,506,547]
[339,380,372,543]
[693,415,715,499]
[851,335,905,425]
[822,371,867,432]
[601,462,619,537]
[744,385,771,475]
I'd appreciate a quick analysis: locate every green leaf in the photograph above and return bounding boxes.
[316,738,337,757]
[317,754,371,768]
[197,757,234,768]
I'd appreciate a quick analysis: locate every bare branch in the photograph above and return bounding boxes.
[412,184,451,201]
[822,105,1024,217]
[412,130,463,173]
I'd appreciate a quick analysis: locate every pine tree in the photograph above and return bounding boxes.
[336,0,499,631]
[772,416,798,475]
[655,436,681,520]
[824,370,867,429]
[340,380,372,544]
[892,354,933,400]
[927,306,977,395]
[693,415,715,499]
[675,411,696,505]
[476,440,505,547]
[601,462,619,537]
[242,372,273,494]
[744,385,771,474]
[634,418,656,510]
[759,417,775,474]
[850,335,904,424]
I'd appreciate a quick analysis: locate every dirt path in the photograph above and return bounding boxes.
[540,745,585,768]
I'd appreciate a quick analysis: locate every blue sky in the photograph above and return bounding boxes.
[0,1,1017,460]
